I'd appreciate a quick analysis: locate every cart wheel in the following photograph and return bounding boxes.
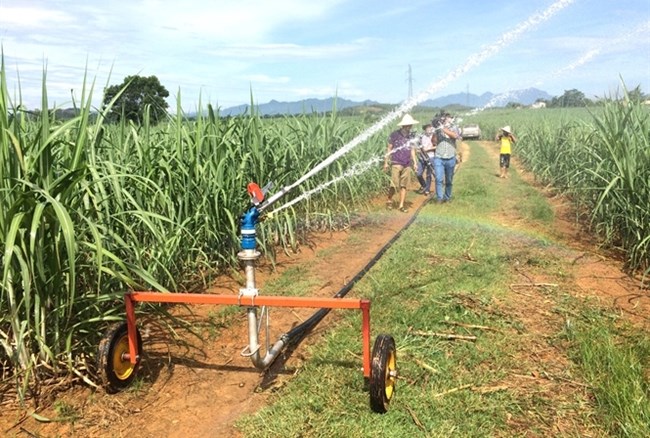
[97,322,142,393]
[369,334,397,413]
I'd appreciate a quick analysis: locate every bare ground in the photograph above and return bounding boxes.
[1,141,647,437]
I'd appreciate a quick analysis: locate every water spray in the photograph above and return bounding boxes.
[260,0,576,212]
[465,20,650,116]
[267,157,383,216]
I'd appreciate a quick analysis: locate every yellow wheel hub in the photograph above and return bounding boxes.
[112,336,135,380]
[384,351,396,400]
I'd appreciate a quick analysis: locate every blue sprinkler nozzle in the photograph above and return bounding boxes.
[240,206,260,250]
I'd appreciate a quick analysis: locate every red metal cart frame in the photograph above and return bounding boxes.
[123,291,372,378]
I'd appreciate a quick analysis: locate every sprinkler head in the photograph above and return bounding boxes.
[247,182,265,206]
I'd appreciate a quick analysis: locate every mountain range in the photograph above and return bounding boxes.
[219,88,553,116]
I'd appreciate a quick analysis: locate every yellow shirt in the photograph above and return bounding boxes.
[500,136,512,154]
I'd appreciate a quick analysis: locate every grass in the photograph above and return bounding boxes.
[205,306,242,339]
[52,400,80,423]
[235,141,648,437]
[2,64,647,432]
[562,307,650,436]
[511,99,650,275]
[0,62,390,397]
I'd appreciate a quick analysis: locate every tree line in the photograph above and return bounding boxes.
[507,85,648,108]
[19,76,648,122]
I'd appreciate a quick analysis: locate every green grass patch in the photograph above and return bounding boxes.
[562,306,650,437]
[237,142,630,436]
[233,141,646,436]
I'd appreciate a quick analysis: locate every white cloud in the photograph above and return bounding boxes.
[0,6,73,28]
[245,74,291,84]
[209,41,368,60]
[135,0,346,42]
[289,82,364,99]
[293,86,336,97]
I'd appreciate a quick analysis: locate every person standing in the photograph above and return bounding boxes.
[496,126,516,179]
[415,123,436,196]
[433,113,460,203]
[384,114,418,212]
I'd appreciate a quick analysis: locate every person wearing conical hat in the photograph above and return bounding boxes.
[496,126,516,179]
[384,114,419,212]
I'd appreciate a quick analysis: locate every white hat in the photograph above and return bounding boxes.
[501,126,512,134]
[397,114,419,126]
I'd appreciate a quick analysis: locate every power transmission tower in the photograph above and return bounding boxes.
[407,64,413,99]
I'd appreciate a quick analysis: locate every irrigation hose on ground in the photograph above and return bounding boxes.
[283,197,429,346]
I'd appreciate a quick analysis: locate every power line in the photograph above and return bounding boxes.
[406,64,413,99]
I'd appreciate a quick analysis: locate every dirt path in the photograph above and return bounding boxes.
[2,140,647,437]
[479,139,649,326]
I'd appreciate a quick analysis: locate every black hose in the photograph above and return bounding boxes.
[284,198,429,345]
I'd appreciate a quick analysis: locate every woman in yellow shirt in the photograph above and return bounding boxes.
[496,126,516,179]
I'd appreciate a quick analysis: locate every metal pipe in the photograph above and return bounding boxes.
[240,252,288,369]
[258,186,290,212]
[238,204,288,370]
[237,250,263,366]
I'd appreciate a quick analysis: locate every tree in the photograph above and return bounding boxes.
[626,85,647,103]
[550,89,591,107]
[103,75,170,124]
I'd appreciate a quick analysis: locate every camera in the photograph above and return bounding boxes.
[431,116,445,129]
[408,136,422,149]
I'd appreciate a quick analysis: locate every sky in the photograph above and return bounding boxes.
[1,0,649,113]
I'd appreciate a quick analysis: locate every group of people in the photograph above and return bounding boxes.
[384,112,516,212]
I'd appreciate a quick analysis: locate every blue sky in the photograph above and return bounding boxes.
[1,0,648,112]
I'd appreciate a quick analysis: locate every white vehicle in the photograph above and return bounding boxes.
[461,124,481,139]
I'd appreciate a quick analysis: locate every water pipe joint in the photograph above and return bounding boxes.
[238,287,259,302]
[240,206,260,250]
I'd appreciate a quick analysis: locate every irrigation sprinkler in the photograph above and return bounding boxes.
[97,182,398,413]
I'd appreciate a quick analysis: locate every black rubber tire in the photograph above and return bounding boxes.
[97,321,142,393]
[369,334,397,413]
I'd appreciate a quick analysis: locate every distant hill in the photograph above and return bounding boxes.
[219,88,553,116]
[220,98,381,117]
[420,88,553,108]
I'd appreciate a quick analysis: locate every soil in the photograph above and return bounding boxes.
[1,141,647,437]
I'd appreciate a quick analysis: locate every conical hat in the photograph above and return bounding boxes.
[397,114,419,126]
[501,126,512,134]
